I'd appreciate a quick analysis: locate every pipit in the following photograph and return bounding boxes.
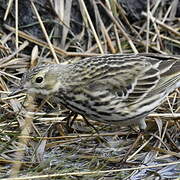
[12,53,180,131]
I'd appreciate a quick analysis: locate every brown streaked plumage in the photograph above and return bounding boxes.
[17,54,180,130]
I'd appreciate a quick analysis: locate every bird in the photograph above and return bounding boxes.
[13,53,180,131]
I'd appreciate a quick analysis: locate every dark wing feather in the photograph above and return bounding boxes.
[71,55,162,105]
[74,54,180,104]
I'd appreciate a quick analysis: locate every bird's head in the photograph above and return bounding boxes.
[11,64,67,96]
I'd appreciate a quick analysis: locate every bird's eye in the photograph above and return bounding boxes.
[35,76,43,83]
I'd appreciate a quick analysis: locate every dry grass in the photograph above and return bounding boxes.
[0,0,180,179]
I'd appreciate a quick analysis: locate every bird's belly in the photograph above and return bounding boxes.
[58,90,168,127]
[59,96,151,126]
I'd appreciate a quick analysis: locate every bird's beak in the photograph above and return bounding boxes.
[8,87,27,97]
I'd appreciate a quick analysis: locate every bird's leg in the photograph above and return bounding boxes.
[138,118,147,131]
[47,111,74,136]
[65,113,99,132]
[82,115,99,134]
[69,113,78,127]
[120,118,146,164]
[63,112,78,131]
[81,116,110,146]
[64,113,99,133]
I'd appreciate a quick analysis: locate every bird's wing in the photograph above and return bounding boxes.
[86,66,160,103]
[74,55,163,104]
